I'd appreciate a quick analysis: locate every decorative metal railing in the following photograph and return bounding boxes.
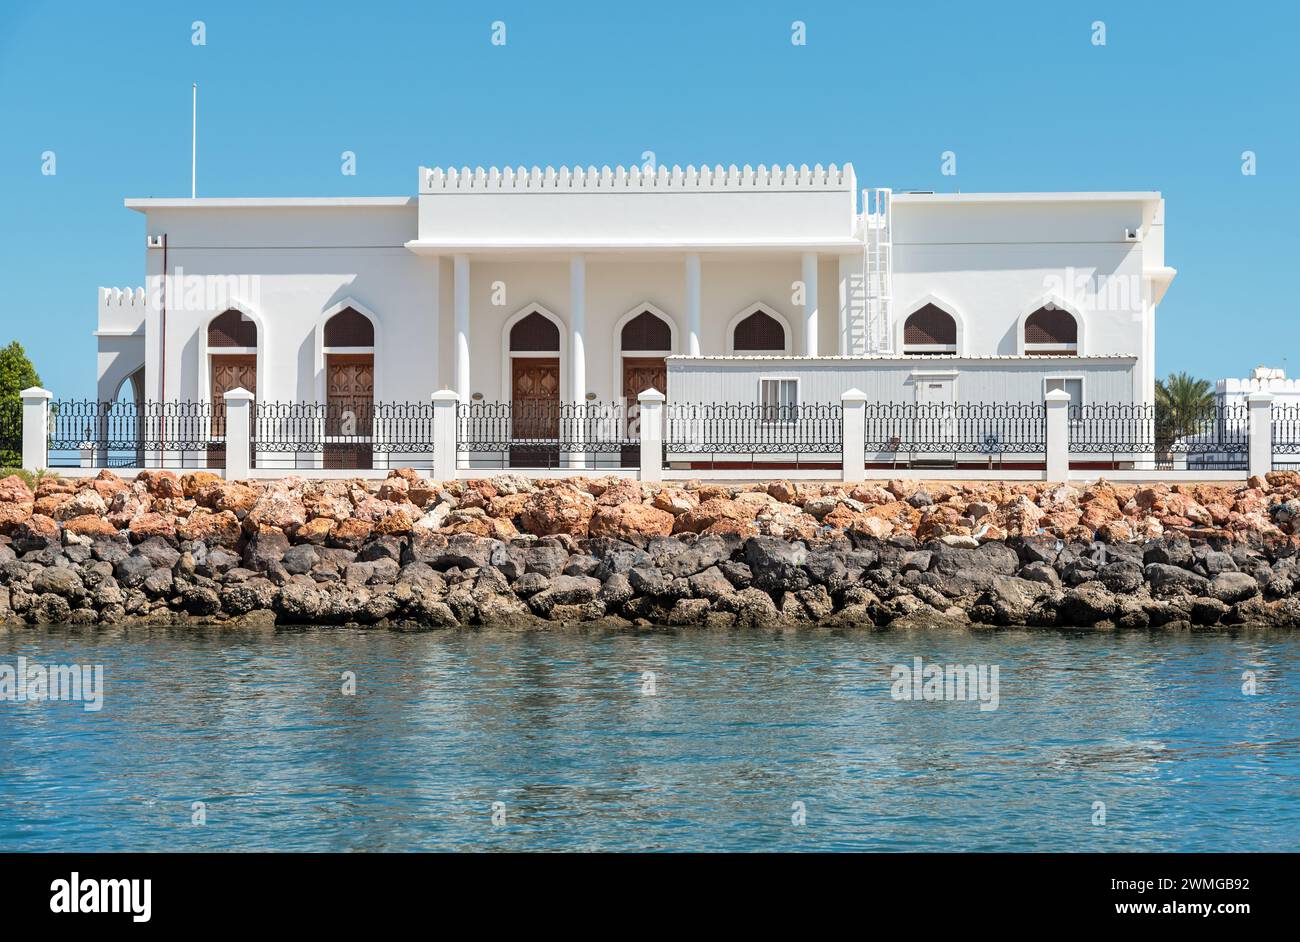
[0,399,21,467]
[664,403,843,468]
[1271,403,1300,469]
[1070,403,1249,470]
[252,401,438,470]
[46,400,225,469]
[863,403,1045,467]
[457,401,636,469]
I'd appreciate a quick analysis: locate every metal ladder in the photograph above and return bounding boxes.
[861,187,893,355]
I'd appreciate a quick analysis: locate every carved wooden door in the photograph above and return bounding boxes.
[620,357,666,466]
[209,355,256,469]
[510,357,560,467]
[326,354,374,469]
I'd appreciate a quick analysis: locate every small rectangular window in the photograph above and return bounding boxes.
[760,378,798,423]
[1046,377,1084,419]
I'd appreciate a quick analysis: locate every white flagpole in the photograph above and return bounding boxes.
[191,83,197,199]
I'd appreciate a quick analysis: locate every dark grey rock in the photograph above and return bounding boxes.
[1208,571,1258,604]
[281,544,319,575]
[745,536,810,593]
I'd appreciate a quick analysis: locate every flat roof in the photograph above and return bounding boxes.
[125,197,416,211]
[667,354,1138,362]
[890,191,1161,204]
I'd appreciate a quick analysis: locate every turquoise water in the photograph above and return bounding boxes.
[0,625,1296,852]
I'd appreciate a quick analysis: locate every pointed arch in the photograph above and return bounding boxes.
[726,302,793,354]
[197,299,265,405]
[314,296,382,403]
[896,294,965,355]
[500,303,568,403]
[611,302,677,401]
[1017,294,1084,356]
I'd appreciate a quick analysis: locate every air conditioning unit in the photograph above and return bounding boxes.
[146,234,164,248]
[1123,228,1140,241]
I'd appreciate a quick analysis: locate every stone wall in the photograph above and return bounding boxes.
[3,469,1300,630]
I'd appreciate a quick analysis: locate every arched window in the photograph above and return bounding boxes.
[324,307,375,347]
[1024,306,1078,355]
[902,304,957,354]
[208,309,257,347]
[621,310,672,351]
[732,310,786,352]
[510,310,560,351]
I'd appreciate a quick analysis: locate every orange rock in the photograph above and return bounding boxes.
[177,509,243,546]
[329,518,373,550]
[295,516,335,545]
[195,480,261,516]
[243,479,307,533]
[33,494,72,517]
[589,502,675,540]
[0,474,34,508]
[180,471,223,498]
[137,470,184,499]
[520,487,596,538]
[374,508,414,536]
[61,515,119,539]
[650,487,697,516]
[15,513,60,546]
[486,492,530,521]
[674,497,754,535]
[128,512,176,542]
[595,480,644,508]
[862,500,921,534]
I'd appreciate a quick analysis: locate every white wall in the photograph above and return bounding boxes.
[137,204,438,404]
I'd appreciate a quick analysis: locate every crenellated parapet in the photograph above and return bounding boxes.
[420,162,855,194]
[97,286,148,335]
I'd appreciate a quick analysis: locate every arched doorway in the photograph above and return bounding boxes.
[618,308,673,466]
[207,310,258,468]
[322,307,375,469]
[509,310,561,467]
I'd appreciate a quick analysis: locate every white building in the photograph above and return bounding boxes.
[93,163,1174,468]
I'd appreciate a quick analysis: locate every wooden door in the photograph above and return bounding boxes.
[209,355,256,469]
[621,357,666,466]
[510,357,560,467]
[326,354,374,469]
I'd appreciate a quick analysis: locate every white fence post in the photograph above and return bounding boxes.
[223,388,254,480]
[20,386,52,472]
[840,388,867,483]
[1247,391,1275,480]
[431,390,460,482]
[638,388,665,483]
[1045,389,1071,482]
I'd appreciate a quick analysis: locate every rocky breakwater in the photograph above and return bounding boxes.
[4,469,1300,630]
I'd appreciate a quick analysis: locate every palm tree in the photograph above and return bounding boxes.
[1155,371,1214,450]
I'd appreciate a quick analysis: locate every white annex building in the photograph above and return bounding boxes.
[92,162,1175,469]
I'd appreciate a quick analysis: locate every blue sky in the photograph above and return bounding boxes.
[1,0,1295,399]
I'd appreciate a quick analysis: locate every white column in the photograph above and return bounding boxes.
[570,255,586,404]
[1045,389,1071,482]
[453,254,470,402]
[685,253,701,356]
[222,387,254,480]
[801,252,819,356]
[638,388,665,483]
[568,254,587,469]
[1247,391,1274,481]
[20,387,52,472]
[431,389,460,482]
[840,388,867,483]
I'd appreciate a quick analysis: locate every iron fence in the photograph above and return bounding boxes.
[252,401,438,470]
[664,403,843,469]
[0,399,20,467]
[457,401,636,469]
[1272,402,1300,470]
[862,403,1045,468]
[46,400,225,469]
[1070,403,1249,470]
